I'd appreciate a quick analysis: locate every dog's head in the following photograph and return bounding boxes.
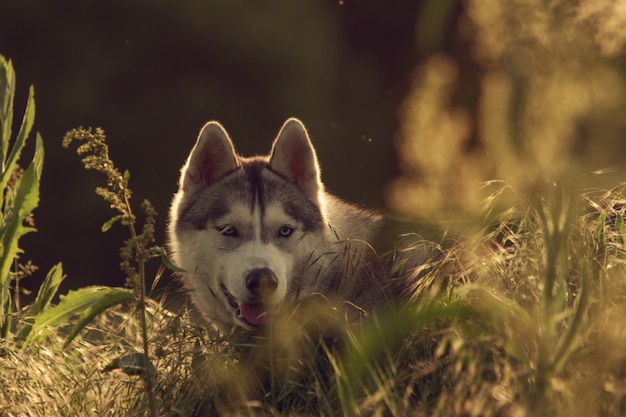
[169,119,329,329]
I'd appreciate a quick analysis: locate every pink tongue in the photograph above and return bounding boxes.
[241,303,273,326]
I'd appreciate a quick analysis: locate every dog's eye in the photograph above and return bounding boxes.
[217,225,237,236]
[278,225,294,238]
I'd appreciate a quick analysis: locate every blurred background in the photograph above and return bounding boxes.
[0,0,625,294]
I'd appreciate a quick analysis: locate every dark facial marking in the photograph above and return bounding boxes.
[176,158,324,235]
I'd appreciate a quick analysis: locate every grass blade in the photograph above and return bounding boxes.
[25,286,136,346]
[0,134,43,287]
[0,85,35,194]
[0,55,15,164]
[0,134,42,331]
[16,263,65,341]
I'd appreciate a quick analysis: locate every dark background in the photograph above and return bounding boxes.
[0,0,461,293]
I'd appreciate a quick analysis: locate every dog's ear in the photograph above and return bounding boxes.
[269,118,323,202]
[179,121,239,194]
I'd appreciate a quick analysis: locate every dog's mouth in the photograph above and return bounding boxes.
[220,283,275,327]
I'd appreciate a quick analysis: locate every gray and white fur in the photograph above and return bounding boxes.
[169,118,430,330]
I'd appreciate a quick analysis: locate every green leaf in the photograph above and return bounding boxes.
[103,352,156,381]
[0,55,16,162]
[16,263,65,341]
[25,286,136,346]
[123,169,130,185]
[615,212,626,247]
[596,211,607,256]
[0,134,43,332]
[190,340,207,374]
[101,214,122,232]
[552,258,591,373]
[340,295,469,393]
[0,281,11,338]
[455,286,536,365]
[0,85,35,194]
[150,245,185,273]
[0,135,43,290]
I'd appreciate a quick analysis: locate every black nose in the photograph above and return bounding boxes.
[246,268,278,299]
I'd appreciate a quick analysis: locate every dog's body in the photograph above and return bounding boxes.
[169,118,432,330]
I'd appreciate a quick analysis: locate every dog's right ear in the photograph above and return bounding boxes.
[179,121,239,194]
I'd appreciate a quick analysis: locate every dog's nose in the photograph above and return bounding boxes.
[245,268,278,299]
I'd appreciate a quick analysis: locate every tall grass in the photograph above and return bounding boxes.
[3,182,625,416]
[2,0,626,415]
[0,55,67,345]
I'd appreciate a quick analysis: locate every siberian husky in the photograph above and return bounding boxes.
[168,118,432,331]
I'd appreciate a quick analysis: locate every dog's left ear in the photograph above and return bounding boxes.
[269,118,323,202]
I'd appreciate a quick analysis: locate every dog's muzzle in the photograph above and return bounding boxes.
[246,268,278,299]
[221,268,279,327]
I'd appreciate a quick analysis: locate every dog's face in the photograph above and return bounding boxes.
[169,119,328,329]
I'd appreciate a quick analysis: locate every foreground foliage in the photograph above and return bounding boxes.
[0,54,67,345]
[1,65,626,417]
[3,0,626,414]
[1,181,626,416]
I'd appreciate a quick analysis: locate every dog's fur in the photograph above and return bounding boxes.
[168,118,431,331]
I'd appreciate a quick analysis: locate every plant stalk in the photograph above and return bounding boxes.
[125,194,158,417]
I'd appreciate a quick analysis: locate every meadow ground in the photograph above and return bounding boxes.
[3,1,626,414]
[2,182,626,416]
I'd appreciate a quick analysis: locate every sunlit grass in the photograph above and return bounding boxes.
[3,0,626,415]
[2,183,626,415]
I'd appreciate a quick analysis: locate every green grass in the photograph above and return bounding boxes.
[0,96,624,415]
[3,1,626,414]
[2,182,626,416]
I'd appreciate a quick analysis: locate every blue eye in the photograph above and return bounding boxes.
[218,225,237,236]
[278,225,294,238]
